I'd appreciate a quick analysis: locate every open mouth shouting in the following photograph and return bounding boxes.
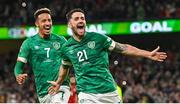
[76,23,85,35]
[43,25,51,34]
[44,25,51,30]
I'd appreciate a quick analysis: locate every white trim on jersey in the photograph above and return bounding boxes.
[17,57,27,63]
[108,40,116,51]
[62,60,72,66]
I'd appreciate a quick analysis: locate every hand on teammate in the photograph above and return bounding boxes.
[148,46,167,62]
[47,81,60,95]
[16,73,28,85]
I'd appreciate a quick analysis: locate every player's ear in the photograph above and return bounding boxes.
[35,20,38,27]
[68,22,72,28]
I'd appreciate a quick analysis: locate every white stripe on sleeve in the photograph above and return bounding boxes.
[108,40,116,51]
[17,57,27,63]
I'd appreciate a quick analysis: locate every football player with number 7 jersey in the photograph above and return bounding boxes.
[14,8,70,103]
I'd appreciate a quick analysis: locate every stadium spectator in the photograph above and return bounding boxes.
[0,0,179,26]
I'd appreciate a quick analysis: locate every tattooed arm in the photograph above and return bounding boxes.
[112,42,167,61]
[113,42,150,57]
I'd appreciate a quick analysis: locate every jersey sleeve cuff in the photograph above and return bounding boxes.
[17,57,27,63]
[62,60,72,66]
[108,40,116,51]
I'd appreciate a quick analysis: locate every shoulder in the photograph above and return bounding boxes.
[51,34,65,39]
[63,39,70,47]
[20,38,31,48]
[21,34,39,47]
[51,34,67,41]
[26,34,38,42]
[86,32,109,41]
[23,36,34,44]
[87,32,106,37]
[60,37,74,49]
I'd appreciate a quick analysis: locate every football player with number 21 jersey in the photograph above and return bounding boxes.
[48,8,167,103]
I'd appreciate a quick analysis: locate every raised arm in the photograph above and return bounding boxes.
[112,42,167,62]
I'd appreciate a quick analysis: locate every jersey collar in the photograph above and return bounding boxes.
[72,32,87,43]
[37,33,52,40]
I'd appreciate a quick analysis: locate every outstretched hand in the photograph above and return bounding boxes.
[16,73,28,85]
[149,46,167,62]
[47,81,60,95]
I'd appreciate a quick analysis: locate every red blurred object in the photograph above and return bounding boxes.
[68,77,78,103]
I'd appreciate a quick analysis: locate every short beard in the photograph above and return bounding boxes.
[72,27,79,36]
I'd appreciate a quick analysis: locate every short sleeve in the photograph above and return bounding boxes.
[17,39,30,63]
[60,45,72,66]
[100,34,116,51]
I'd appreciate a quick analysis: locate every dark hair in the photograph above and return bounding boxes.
[34,8,51,19]
[66,8,85,22]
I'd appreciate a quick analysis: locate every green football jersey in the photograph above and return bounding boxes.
[18,34,70,97]
[61,32,116,94]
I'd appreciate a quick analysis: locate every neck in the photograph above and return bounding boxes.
[73,33,84,42]
[39,32,50,39]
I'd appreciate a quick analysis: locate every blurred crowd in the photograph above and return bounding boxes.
[0,50,38,103]
[0,43,180,103]
[0,0,180,26]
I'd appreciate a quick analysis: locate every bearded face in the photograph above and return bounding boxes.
[69,12,86,37]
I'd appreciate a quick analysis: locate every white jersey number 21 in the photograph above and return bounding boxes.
[77,50,88,62]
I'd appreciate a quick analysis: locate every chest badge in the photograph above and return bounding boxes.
[53,42,60,50]
[87,41,95,49]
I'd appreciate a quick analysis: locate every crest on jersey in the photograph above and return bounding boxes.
[53,42,60,50]
[87,41,95,49]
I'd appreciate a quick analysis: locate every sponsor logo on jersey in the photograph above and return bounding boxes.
[44,59,53,62]
[53,42,60,50]
[87,41,95,49]
[34,46,39,50]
